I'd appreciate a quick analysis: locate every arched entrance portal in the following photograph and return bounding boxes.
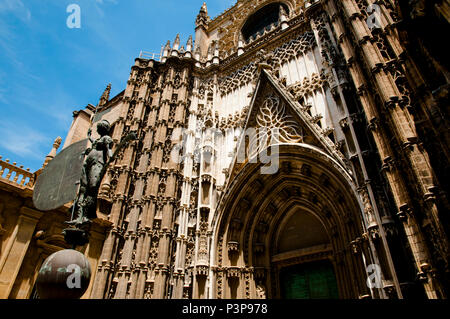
[273,209,338,299]
[211,144,370,299]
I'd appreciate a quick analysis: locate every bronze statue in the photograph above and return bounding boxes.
[67,120,113,227]
[61,119,136,247]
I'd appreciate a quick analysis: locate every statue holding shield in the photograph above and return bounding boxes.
[33,117,136,247]
[66,119,113,227]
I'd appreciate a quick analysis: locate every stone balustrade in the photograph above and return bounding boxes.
[0,156,34,187]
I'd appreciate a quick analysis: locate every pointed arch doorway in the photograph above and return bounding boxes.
[271,208,340,299]
[212,144,370,299]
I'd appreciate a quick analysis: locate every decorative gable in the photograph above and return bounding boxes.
[226,69,348,183]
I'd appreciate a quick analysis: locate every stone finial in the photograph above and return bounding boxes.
[279,5,287,19]
[213,41,220,64]
[238,33,244,44]
[279,5,289,30]
[173,34,180,51]
[194,45,201,57]
[186,35,193,52]
[43,136,63,167]
[163,40,171,57]
[99,83,111,107]
[162,40,171,62]
[195,2,209,28]
[200,2,207,14]
[185,36,193,58]
[171,35,181,57]
[194,46,202,66]
[238,34,244,56]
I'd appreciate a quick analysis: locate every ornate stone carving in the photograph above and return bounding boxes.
[287,71,328,100]
[248,94,303,158]
[256,283,266,299]
[227,241,239,253]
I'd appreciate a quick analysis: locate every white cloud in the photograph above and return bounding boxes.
[0,0,32,21]
[95,0,119,4]
[1,82,74,130]
[0,122,49,160]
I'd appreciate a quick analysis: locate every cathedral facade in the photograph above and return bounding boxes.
[0,0,449,299]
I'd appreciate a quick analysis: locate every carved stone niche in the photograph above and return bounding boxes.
[200,206,210,221]
[368,224,380,240]
[227,241,240,253]
[339,117,349,129]
[196,265,209,277]
[382,217,397,237]
[396,204,410,222]
[350,237,363,255]
[226,267,241,279]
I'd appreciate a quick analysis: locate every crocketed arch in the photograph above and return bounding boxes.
[211,143,370,298]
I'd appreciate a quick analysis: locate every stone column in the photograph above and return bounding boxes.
[328,0,445,298]
[0,207,43,298]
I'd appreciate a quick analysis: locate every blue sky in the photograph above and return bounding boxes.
[0,0,235,172]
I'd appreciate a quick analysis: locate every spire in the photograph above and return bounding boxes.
[195,2,209,29]
[171,34,181,57]
[193,46,201,67]
[99,83,111,107]
[194,45,201,64]
[279,5,287,19]
[43,137,62,167]
[173,34,180,51]
[164,40,171,54]
[162,40,171,62]
[186,35,193,52]
[200,2,207,15]
[185,36,193,58]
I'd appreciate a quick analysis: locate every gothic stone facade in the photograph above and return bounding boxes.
[1,0,449,299]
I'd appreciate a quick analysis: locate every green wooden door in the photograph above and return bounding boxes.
[280,260,339,299]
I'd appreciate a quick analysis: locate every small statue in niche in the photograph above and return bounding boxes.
[256,283,266,299]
